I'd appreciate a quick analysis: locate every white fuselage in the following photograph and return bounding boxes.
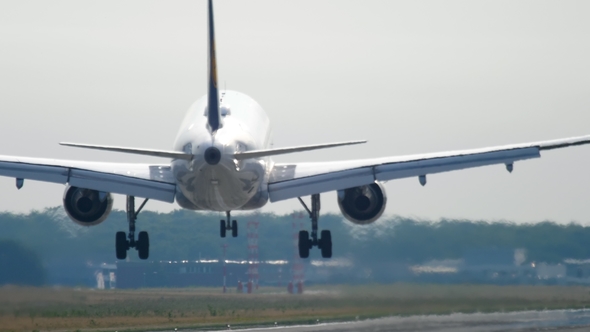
[171,90,272,211]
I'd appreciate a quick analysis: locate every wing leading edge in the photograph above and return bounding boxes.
[268,135,590,202]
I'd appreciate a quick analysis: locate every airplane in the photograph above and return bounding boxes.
[2,0,590,260]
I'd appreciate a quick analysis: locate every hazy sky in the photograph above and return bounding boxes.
[0,0,589,223]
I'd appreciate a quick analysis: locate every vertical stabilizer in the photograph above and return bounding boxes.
[207,0,221,132]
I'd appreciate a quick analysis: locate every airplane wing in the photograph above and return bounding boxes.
[0,155,176,202]
[268,135,590,202]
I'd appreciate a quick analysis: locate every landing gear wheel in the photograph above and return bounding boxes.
[220,212,238,239]
[116,231,128,260]
[232,220,238,238]
[298,230,310,258]
[220,220,226,238]
[296,194,332,258]
[137,231,149,260]
[117,196,150,260]
[320,230,332,258]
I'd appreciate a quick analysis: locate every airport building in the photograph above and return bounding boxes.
[115,260,287,289]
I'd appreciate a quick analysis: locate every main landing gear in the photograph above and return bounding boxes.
[220,211,238,238]
[297,194,332,259]
[116,196,150,260]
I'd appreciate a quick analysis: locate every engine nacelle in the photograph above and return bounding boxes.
[337,182,387,225]
[63,186,113,226]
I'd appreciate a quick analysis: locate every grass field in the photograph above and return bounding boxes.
[2,284,590,331]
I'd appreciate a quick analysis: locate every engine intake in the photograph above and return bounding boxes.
[63,186,113,226]
[337,182,387,225]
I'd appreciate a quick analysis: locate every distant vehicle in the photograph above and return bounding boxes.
[2,0,589,260]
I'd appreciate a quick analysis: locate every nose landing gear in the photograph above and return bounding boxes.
[220,211,238,238]
[116,196,150,260]
[297,194,332,259]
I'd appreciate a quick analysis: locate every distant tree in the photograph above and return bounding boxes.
[2,208,590,270]
[0,240,46,286]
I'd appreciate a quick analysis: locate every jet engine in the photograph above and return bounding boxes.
[63,186,113,226]
[337,182,387,225]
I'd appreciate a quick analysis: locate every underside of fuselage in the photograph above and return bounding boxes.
[171,90,272,211]
[173,155,268,211]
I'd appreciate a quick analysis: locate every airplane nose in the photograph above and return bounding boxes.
[204,146,221,165]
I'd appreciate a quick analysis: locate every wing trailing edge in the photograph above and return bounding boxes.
[267,134,590,202]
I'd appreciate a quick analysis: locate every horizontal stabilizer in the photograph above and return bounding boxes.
[60,142,193,161]
[233,140,366,160]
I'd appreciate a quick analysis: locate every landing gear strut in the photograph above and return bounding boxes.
[116,196,150,260]
[220,211,238,238]
[297,194,332,259]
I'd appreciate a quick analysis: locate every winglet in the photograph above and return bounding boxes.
[207,0,222,133]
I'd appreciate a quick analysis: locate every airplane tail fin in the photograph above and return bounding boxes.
[207,0,221,133]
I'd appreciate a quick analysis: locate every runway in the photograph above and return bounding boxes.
[199,309,590,332]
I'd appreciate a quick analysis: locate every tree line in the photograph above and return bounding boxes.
[1,207,590,285]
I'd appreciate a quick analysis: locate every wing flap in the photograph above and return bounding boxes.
[0,156,176,202]
[375,147,540,181]
[0,161,68,184]
[269,148,540,202]
[69,169,175,202]
[267,134,590,202]
[270,167,374,202]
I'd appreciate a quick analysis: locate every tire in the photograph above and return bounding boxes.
[298,230,310,259]
[232,220,238,237]
[137,231,149,260]
[220,220,226,238]
[320,230,332,258]
[116,231,127,260]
